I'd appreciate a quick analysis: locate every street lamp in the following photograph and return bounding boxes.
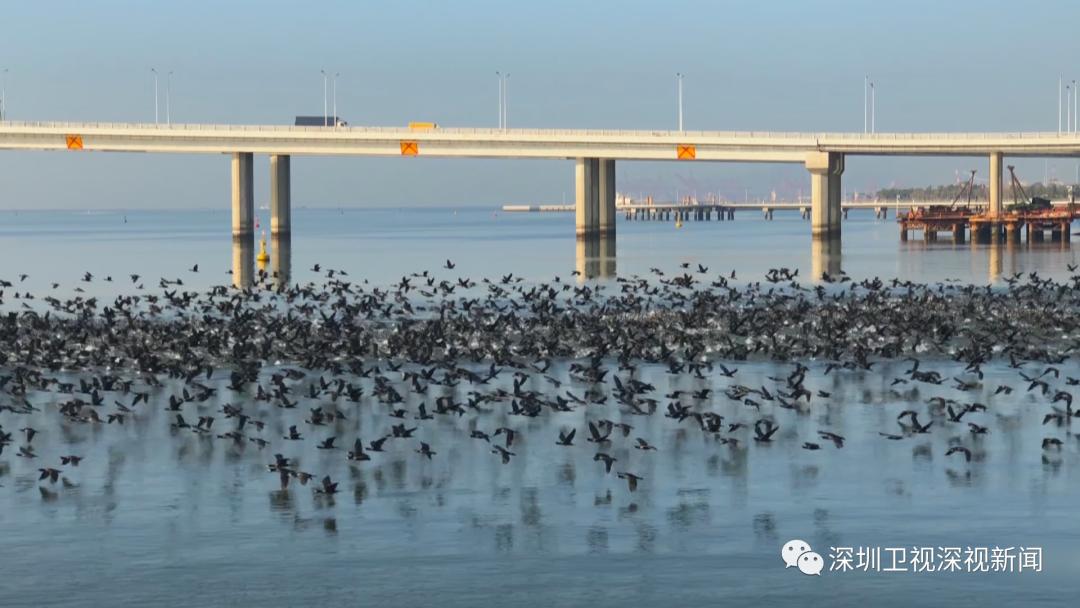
[869,81,876,133]
[320,69,328,127]
[496,71,502,128]
[1,68,7,121]
[496,71,509,129]
[1068,85,1072,133]
[333,72,340,127]
[166,71,173,125]
[676,73,684,132]
[151,68,159,124]
[864,75,869,134]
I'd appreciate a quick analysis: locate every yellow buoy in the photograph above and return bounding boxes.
[675,219,683,229]
[256,232,270,265]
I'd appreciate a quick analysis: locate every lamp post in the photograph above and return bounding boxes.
[333,72,339,127]
[496,71,502,128]
[151,68,159,124]
[864,75,869,134]
[320,69,328,127]
[676,72,684,132]
[1,68,7,121]
[166,71,173,125]
[503,73,509,129]
[870,81,876,133]
[1068,85,1072,133]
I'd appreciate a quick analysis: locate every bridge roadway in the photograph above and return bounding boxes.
[3,121,1079,243]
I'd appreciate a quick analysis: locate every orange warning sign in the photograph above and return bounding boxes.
[400,141,419,156]
[676,144,696,160]
[66,135,83,150]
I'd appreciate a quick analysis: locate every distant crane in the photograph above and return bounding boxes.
[950,169,978,209]
[1008,165,1051,211]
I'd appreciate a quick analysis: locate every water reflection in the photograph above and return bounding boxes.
[810,237,841,281]
[231,236,253,288]
[988,238,1003,283]
[272,235,292,286]
[575,235,616,280]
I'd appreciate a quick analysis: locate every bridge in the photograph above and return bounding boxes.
[3,121,1079,244]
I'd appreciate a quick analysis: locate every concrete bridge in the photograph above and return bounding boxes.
[3,121,1079,244]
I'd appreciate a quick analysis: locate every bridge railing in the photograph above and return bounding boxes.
[0,120,1074,140]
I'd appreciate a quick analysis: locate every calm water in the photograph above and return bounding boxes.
[0,207,1076,293]
[1,208,1078,607]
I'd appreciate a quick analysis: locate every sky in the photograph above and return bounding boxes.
[2,0,1080,209]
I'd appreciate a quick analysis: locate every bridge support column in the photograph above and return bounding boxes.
[806,152,844,240]
[597,159,616,237]
[575,158,599,237]
[270,154,291,236]
[1005,223,1019,244]
[989,152,1003,219]
[231,152,254,239]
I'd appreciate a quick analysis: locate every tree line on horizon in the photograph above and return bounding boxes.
[875,181,1077,202]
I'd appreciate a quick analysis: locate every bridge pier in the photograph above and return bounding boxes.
[806,151,844,240]
[989,152,1003,218]
[270,154,291,236]
[231,152,254,240]
[597,160,616,237]
[575,158,599,237]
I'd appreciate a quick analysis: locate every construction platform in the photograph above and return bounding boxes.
[898,205,1076,243]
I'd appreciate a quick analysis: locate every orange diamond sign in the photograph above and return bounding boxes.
[66,135,83,150]
[400,141,419,156]
[677,144,696,160]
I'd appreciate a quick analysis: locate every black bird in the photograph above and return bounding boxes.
[416,442,437,459]
[317,436,337,449]
[38,468,61,483]
[1042,437,1063,449]
[491,445,515,464]
[316,476,339,495]
[556,428,576,446]
[753,419,779,442]
[616,472,643,492]
[494,427,518,447]
[593,453,616,473]
[817,431,845,448]
[946,446,972,462]
[634,437,657,451]
[587,422,611,444]
[348,439,370,460]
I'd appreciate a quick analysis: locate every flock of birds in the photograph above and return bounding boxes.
[1,261,1079,505]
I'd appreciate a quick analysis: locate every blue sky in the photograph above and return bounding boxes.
[2,0,1079,208]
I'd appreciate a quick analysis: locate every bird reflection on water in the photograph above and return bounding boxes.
[2,251,1080,606]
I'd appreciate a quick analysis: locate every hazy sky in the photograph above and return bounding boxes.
[2,0,1080,209]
